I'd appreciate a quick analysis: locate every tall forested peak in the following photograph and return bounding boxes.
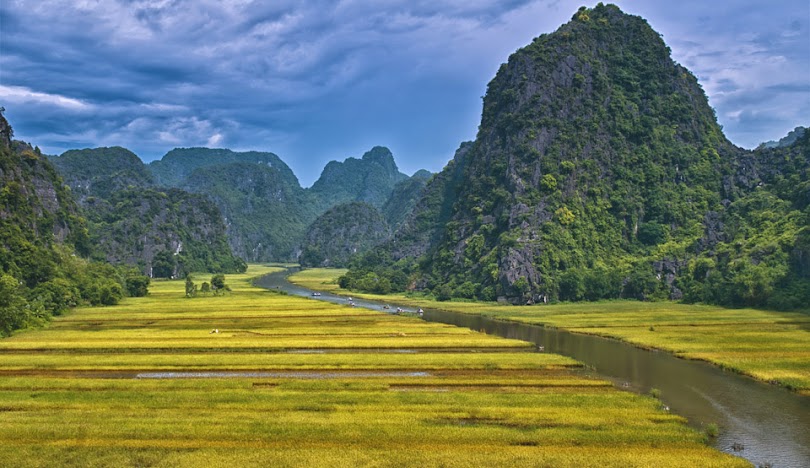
[309,146,408,208]
[149,147,298,189]
[345,4,809,308]
[360,146,399,172]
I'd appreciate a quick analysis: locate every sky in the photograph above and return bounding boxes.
[1,1,808,186]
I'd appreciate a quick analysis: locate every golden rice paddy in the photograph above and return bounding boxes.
[0,265,746,467]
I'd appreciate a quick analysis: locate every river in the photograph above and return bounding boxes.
[255,269,810,468]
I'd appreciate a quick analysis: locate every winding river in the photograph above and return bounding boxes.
[255,269,810,468]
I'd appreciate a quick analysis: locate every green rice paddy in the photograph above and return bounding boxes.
[292,268,810,396]
[0,265,746,466]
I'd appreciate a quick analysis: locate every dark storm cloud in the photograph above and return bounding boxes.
[1,0,808,184]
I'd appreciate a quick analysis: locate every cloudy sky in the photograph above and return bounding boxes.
[1,0,808,186]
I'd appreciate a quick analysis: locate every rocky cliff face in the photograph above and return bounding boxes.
[300,202,390,267]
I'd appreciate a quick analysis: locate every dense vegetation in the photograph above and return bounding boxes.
[0,113,150,336]
[299,201,391,267]
[343,4,809,310]
[50,147,245,277]
[148,147,297,188]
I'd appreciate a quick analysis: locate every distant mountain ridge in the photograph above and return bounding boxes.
[149,147,298,188]
[148,145,423,262]
[46,142,430,263]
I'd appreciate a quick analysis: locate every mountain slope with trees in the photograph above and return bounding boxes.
[181,162,320,261]
[50,148,245,276]
[344,3,809,309]
[299,202,391,267]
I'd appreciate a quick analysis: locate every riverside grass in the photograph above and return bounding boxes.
[0,265,745,467]
[292,268,810,396]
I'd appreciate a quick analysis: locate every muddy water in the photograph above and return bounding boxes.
[255,269,810,468]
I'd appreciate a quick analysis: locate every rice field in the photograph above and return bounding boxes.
[291,268,810,396]
[0,265,746,467]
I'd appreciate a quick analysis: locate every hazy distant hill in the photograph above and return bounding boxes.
[757,126,807,149]
[344,4,809,309]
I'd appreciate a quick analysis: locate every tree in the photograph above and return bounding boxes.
[152,251,176,278]
[125,273,150,297]
[200,282,211,295]
[185,274,197,298]
[211,274,227,295]
[433,284,452,301]
[0,274,29,336]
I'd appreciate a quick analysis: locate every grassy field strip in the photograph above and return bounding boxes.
[0,351,580,371]
[0,265,747,466]
[291,268,810,395]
